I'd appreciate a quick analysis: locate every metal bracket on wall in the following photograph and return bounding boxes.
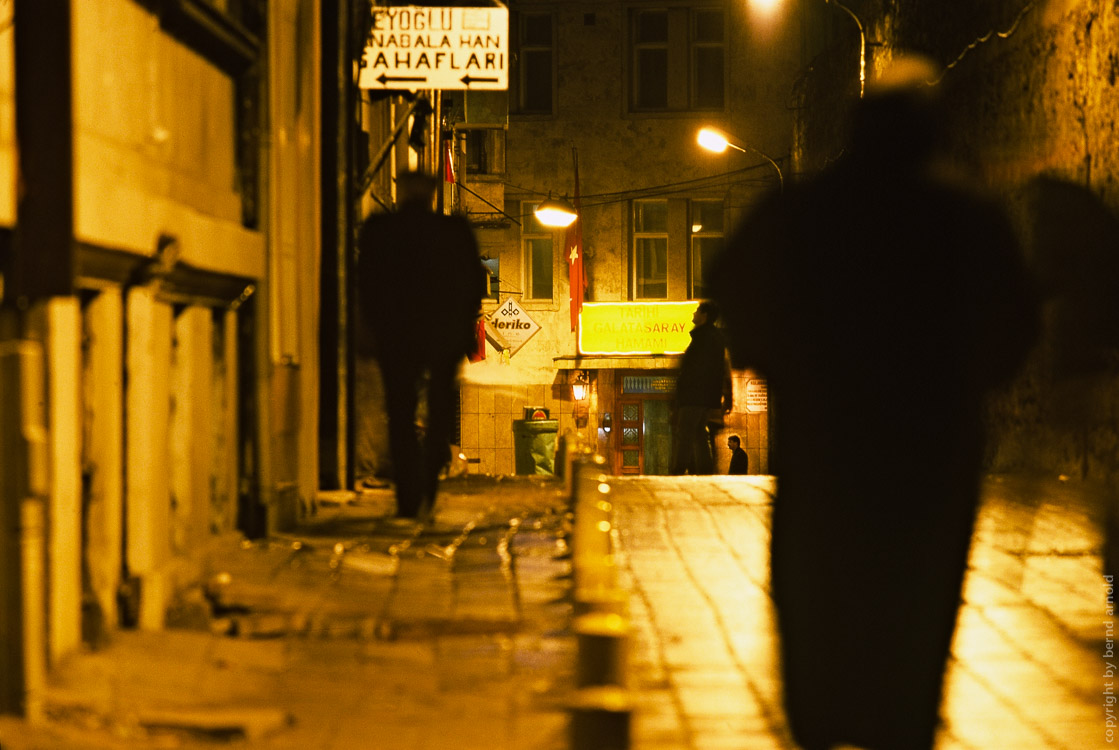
[360,99,423,201]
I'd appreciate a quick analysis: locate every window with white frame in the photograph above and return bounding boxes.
[523,202,554,300]
[689,200,725,299]
[630,7,725,112]
[513,12,553,114]
[633,200,669,299]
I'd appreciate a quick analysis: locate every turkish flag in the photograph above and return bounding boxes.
[444,140,456,184]
[468,318,486,362]
[566,150,585,332]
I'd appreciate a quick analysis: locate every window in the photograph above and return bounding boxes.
[482,256,499,300]
[630,7,725,112]
[633,11,669,110]
[465,129,505,176]
[513,13,553,114]
[689,200,725,299]
[634,200,669,299]
[523,203,554,300]
[692,10,725,110]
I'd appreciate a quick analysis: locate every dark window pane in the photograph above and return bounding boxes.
[636,49,668,109]
[482,257,499,299]
[694,48,724,108]
[637,238,668,298]
[692,201,724,233]
[692,237,724,299]
[636,11,669,42]
[622,404,639,422]
[622,451,640,467]
[523,50,553,112]
[635,201,668,232]
[524,14,552,45]
[465,131,488,174]
[623,427,639,446]
[695,10,724,42]
[529,238,553,299]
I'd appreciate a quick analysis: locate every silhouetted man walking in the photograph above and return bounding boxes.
[711,57,1039,750]
[671,300,732,475]
[357,171,487,520]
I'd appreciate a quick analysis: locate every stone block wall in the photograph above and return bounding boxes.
[459,381,581,476]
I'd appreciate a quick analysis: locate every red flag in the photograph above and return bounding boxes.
[444,140,456,184]
[566,149,585,332]
[469,318,486,363]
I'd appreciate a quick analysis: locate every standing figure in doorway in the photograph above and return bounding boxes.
[357,171,487,520]
[711,57,1039,750]
[726,434,748,475]
[671,300,732,475]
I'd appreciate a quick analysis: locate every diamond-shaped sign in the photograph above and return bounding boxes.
[486,298,540,357]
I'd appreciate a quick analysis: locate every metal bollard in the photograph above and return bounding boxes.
[573,587,630,618]
[569,686,632,750]
[574,612,628,688]
[571,457,614,586]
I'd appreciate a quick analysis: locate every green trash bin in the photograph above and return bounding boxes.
[513,419,559,475]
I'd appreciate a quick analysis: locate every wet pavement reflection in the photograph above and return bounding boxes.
[0,473,1108,749]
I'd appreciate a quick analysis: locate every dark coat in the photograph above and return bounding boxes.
[674,322,730,409]
[728,447,748,475]
[356,204,487,363]
[711,144,1039,749]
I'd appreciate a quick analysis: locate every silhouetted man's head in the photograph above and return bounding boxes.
[695,300,720,326]
[851,54,944,166]
[727,435,741,450]
[396,171,439,209]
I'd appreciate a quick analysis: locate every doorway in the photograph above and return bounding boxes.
[613,371,675,475]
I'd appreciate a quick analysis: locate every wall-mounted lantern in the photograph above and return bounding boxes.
[571,369,589,402]
[570,370,590,428]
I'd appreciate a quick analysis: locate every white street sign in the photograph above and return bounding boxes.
[361,6,509,91]
[487,298,540,357]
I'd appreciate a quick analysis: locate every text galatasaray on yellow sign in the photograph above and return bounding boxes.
[578,301,699,355]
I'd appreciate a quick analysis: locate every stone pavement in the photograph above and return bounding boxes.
[0,476,578,750]
[0,472,1111,749]
[611,474,1109,750]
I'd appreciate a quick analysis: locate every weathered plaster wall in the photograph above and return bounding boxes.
[799,0,1119,485]
[458,1,800,471]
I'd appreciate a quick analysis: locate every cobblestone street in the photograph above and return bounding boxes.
[0,473,1109,749]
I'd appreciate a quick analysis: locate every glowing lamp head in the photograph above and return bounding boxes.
[697,127,731,154]
[535,197,578,228]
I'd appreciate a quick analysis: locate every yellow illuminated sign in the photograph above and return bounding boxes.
[578,301,698,355]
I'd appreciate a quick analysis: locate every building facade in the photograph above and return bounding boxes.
[437,0,803,477]
[1,0,323,715]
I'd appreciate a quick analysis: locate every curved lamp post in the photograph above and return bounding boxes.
[696,127,784,191]
[824,0,866,98]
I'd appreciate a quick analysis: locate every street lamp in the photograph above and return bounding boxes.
[696,127,784,191]
[825,0,866,98]
[746,0,865,98]
[534,195,578,228]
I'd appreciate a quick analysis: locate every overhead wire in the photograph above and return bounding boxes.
[929,1,1037,86]
[501,161,782,216]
